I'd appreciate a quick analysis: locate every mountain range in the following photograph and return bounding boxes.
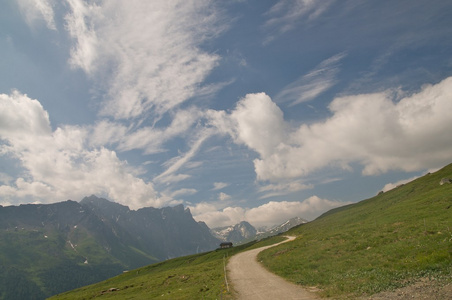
[0,195,219,299]
[48,162,452,300]
[0,194,306,299]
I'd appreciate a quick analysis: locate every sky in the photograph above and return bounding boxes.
[1,0,452,229]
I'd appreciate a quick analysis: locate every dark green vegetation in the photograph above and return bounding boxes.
[259,163,452,298]
[0,201,131,300]
[0,228,127,299]
[49,237,286,300]
[0,196,218,299]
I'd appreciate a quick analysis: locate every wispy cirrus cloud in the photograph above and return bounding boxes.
[276,52,346,106]
[263,0,335,43]
[17,0,57,30]
[257,181,313,199]
[169,188,198,199]
[154,128,214,185]
[60,0,229,192]
[65,0,225,120]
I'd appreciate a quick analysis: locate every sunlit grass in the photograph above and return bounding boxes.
[49,237,285,299]
[50,164,452,299]
[259,164,452,298]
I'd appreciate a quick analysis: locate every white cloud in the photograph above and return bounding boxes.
[381,176,420,193]
[65,0,224,120]
[190,204,246,228]
[0,90,51,139]
[244,197,348,228]
[17,0,57,30]
[264,0,335,42]
[257,181,313,199]
[89,120,128,148]
[276,52,346,105]
[379,168,441,193]
[117,108,202,154]
[214,77,452,183]
[190,196,348,228]
[0,91,166,209]
[229,93,286,158]
[218,192,231,201]
[89,108,203,157]
[65,0,101,74]
[212,182,229,190]
[154,128,214,184]
[170,188,198,199]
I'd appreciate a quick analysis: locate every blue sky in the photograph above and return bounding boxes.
[1,0,452,228]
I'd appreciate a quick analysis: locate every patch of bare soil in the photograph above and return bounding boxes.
[361,278,452,300]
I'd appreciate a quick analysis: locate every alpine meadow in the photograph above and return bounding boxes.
[50,163,452,299]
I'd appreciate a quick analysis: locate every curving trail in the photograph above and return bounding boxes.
[227,236,319,300]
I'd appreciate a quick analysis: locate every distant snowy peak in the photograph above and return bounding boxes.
[211,221,256,243]
[211,217,308,244]
[266,217,308,235]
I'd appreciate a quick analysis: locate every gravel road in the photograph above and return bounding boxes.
[227,236,319,300]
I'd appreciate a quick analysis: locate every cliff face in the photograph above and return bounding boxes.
[80,195,220,259]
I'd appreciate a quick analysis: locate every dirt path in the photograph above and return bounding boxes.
[227,236,319,300]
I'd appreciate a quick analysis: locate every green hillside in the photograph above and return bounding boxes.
[259,163,452,298]
[50,163,452,299]
[49,238,284,300]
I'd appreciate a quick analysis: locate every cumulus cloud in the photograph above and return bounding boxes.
[65,0,223,120]
[245,197,348,228]
[211,77,452,183]
[276,52,346,105]
[227,93,286,158]
[0,90,51,138]
[17,0,57,30]
[0,91,166,209]
[190,196,348,228]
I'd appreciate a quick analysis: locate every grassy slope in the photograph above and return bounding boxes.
[49,237,285,300]
[51,163,452,299]
[0,227,131,298]
[259,163,452,298]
